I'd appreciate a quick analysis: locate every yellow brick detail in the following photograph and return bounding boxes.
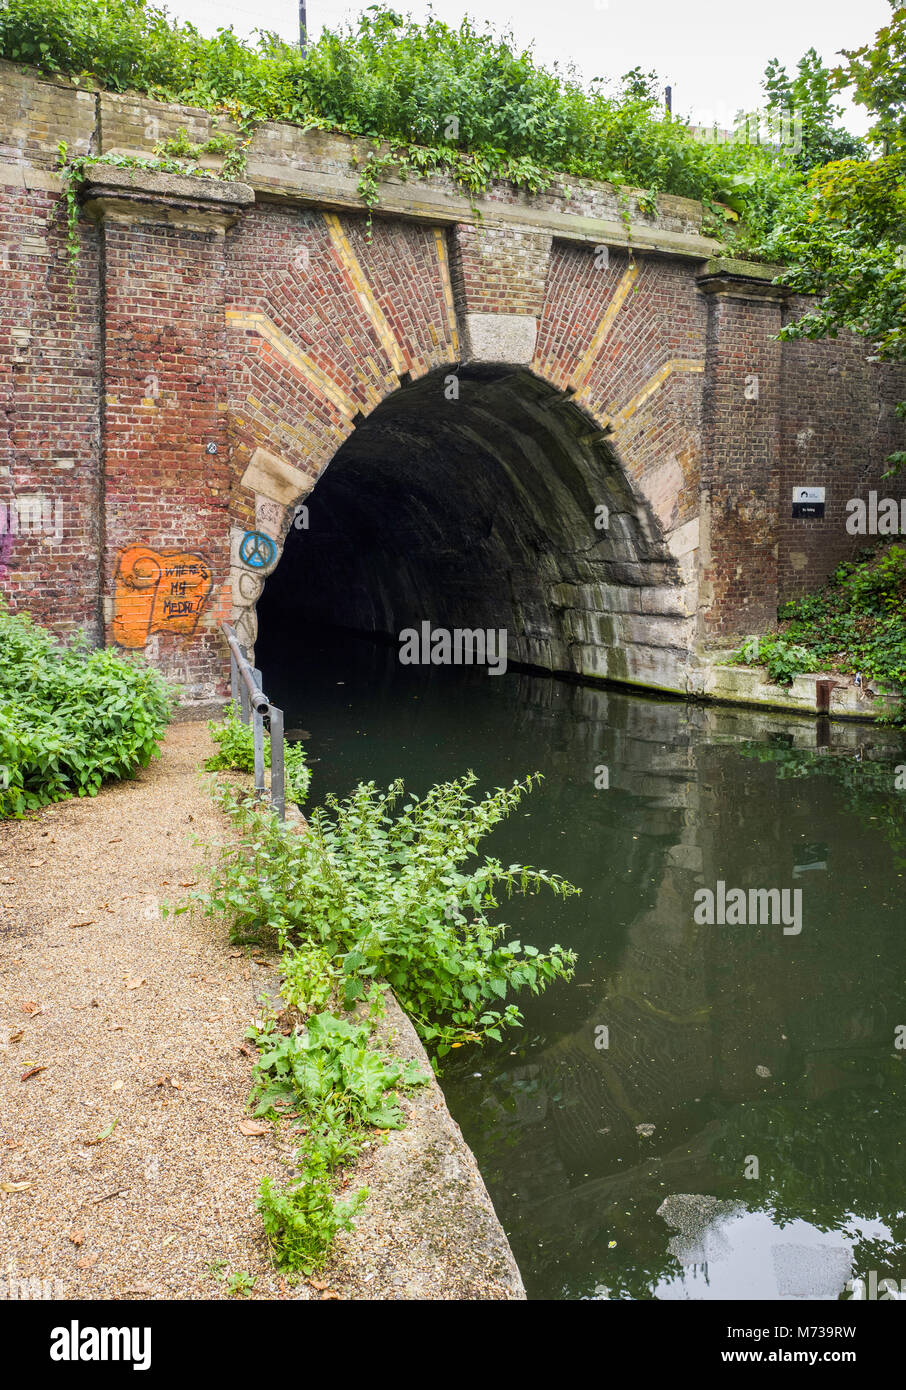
[567,262,640,389]
[323,212,407,377]
[227,308,359,418]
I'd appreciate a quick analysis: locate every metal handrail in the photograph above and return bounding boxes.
[221,621,285,820]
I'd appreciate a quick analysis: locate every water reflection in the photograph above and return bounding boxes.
[258,628,906,1301]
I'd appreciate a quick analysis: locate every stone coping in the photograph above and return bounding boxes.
[701,659,900,722]
[2,58,723,258]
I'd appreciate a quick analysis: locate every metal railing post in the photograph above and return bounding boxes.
[251,665,266,797]
[221,623,288,820]
[269,705,285,820]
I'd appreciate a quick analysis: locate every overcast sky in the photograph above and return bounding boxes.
[159,0,891,134]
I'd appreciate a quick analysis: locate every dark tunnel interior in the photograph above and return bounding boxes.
[256,365,684,683]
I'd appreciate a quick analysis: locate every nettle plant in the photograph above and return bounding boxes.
[193,771,578,1054]
[250,1010,428,1273]
[729,634,813,686]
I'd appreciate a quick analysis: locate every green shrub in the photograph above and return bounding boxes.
[729,634,813,685]
[729,544,906,716]
[205,703,311,804]
[193,771,578,1053]
[0,610,173,817]
[0,0,801,235]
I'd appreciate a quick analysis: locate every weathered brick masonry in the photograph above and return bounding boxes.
[1,61,904,701]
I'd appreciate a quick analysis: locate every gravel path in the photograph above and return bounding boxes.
[0,719,525,1301]
[0,720,294,1301]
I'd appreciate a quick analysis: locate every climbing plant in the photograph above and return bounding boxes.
[55,142,220,285]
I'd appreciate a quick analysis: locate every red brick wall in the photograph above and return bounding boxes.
[699,289,783,639]
[98,215,232,697]
[0,183,103,643]
[449,223,552,317]
[778,294,906,606]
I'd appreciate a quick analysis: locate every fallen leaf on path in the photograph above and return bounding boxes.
[68,920,96,930]
[76,1253,99,1269]
[124,978,146,990]
[19,1001,41,1015]
[8,1030,23,1043]
[0,876,14,885]
[20,1066,47,1082]
[27,859,47,868]
[238,1119,268,1136]
[309,1279,331,1290]
[178,880,198,887]
[84,1118,119,1146]
[320,1291,340,1300]
[68,1230,84,1246]
[0,1181,33,1193]
[238,1042,255,1058]
[108,838,122,843]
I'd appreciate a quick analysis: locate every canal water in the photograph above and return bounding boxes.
[258,627,906,1302]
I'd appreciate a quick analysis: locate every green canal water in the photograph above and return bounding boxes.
[258,628,906,1302]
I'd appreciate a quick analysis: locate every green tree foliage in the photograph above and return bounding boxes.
[763,47,865,171]
[839,1,906,151]
[763,7,906,471]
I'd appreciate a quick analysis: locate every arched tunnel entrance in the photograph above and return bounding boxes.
[257,366,693,689]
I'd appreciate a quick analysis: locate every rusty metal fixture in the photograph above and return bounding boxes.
[815,678,837,715]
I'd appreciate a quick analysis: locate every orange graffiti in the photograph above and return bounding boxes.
[112,545,213,649]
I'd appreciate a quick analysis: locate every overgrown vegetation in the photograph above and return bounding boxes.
[5,0,904,410]
[0,0,846,245]
[762,5,906,474]
[194,770,578,1053]
[729,543,906,718]
[187,750,578,1273]
[0,610,173,818]
[251,1008,427,1273]
[204,702,311,804]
